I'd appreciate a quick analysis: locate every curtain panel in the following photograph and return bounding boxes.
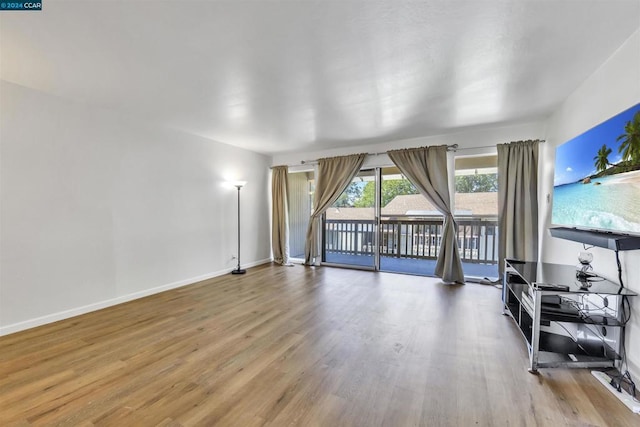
[497,140,540,277]
[387,145,464,283]
[271,166,290,265]
[304,153,366,265]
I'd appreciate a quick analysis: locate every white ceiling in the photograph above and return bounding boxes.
[2,1,639,155]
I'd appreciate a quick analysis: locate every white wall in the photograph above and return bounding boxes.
[0,81,271,335]
[272,120,546,170]
[541,29,640,377]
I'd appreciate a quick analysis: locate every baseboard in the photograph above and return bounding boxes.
[0,258,272,337]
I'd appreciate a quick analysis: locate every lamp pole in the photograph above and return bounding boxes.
[232,182,246,274]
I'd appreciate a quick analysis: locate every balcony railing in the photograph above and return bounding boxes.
[323,216,498,264]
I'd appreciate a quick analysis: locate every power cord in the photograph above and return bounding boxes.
[622,295,631,324]
[470,277,502,289]
[554,297,630,376]
[561,249,636,402]
[615,249,625,288]
[571,295,625,325]
[576,243,637,401]
[603,368,639,402]
[616,324,638,402]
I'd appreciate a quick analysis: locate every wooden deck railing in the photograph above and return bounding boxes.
[323,217,498,264]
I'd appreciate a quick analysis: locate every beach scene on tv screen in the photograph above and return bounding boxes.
[552,102,640,234]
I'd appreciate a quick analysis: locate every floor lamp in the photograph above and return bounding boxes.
[231,181,247,274]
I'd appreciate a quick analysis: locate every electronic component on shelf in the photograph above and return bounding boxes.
[534,282,570,291]
[540,301,581,319]
[541,295,562,305]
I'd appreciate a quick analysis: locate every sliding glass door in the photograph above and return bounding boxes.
[319,155,500,279]
[378,167,442,276]
[321,166,445,275]
[453,155,499,279]
[322,169,377,269]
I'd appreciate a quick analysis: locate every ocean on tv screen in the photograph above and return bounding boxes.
[552,171,640,234]
[552,102,640,235]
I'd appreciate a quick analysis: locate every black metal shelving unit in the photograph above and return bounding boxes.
[502,260,637,373]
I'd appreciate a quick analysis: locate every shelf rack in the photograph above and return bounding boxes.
[502,260,637,373]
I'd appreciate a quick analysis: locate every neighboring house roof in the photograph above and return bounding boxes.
[325,192,497,220]
[325,207,375,221]
[453,192,498,216]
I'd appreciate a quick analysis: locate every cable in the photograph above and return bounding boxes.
[602,367,639,402]
[595,313,638,402]
[549,297,637,401]
[569,295,629,326]
[555,296,624,363]
[621,371,639,402]
[622,296,631,324]
[610,301,636,401]
[615,249,625,288]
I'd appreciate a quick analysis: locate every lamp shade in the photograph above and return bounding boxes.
[230,180,247,188]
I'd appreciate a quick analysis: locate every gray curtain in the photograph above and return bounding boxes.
[497,140,540,277]
[387,145,464,283]
[304,153,366,265]
[271,166,290,265]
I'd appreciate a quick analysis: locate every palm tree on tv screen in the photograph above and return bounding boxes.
[617,111,640,163]
[593,144,612,172]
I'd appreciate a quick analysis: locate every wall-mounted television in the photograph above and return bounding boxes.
[552,102,640,236]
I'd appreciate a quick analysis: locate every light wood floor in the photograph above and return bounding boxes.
[0,264,637,426]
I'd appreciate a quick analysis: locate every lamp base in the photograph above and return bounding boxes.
[231,268,246,275]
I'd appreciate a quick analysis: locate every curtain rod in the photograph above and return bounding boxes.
[272,139,545,168]
[297,144,459,166]
[458,139,546,152]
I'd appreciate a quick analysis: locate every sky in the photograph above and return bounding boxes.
[554,102,640,186]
